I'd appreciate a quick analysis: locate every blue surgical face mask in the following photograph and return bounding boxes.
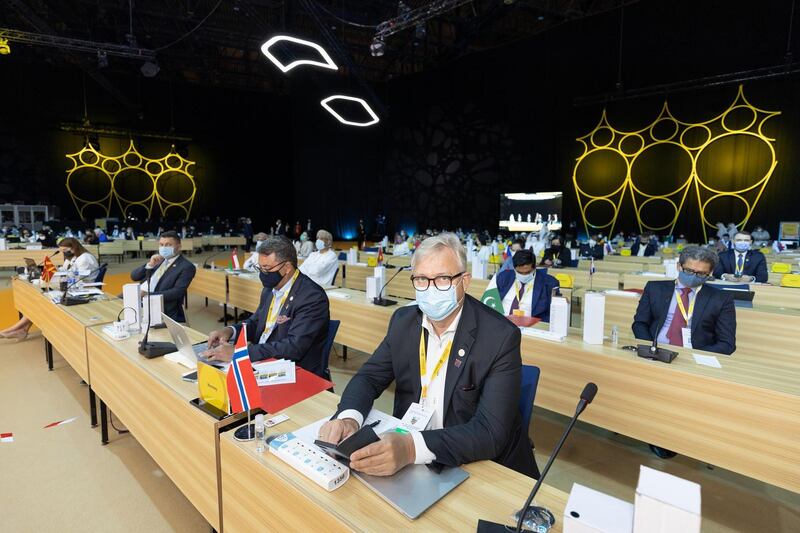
[515,271,534,284]
[678,270,706,288]
[315,239,325,251]
[416,284,461,321]
[159,246,175,259]
[734,241,751,253]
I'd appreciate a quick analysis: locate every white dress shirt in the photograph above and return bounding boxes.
[299,249,338,286]
[637,244,647,257]
[338,308,464,465]
[143,255,178,292]
[62,252,100,282]
[298,240,314,259]
[501,278,534,315]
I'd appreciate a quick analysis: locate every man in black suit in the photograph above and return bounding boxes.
[318,233,538,478]
[204,236,331,378]
[713,231,768,283]
[131,231,196,323]
[630,233,658,257]
[632,245,736,355]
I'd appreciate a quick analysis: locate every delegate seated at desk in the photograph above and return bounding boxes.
[318,233,539,479]
[204,236,331,378]
[712,231,768,283]
[299,229,339,287]
[632,245,736,355]
[540,236,572,268]
[496,249,559,322]
[131,231,196,323]
[630,233,658,257]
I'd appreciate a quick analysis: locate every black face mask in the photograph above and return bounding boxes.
[63,251,74,259]
[259,263,286,289]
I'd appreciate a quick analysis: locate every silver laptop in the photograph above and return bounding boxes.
[162,315,215,364]
[354,465,469,519]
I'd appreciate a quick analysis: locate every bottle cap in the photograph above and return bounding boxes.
[255,413,264,427]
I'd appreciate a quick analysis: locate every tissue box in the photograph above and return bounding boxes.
[564,483,634,533]
[633,466,701,533]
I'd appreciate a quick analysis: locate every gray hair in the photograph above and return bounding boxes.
[679,245,718,270]
[316,229,333,246]
[411,232,467,271]
[257,235,298,267]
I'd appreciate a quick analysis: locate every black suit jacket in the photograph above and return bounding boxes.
[632,280,737,355]
[335,295,539,478]
[231,271,330,377]
[630,241,658,257]
[131,255,196,323]
[713,249,768,283]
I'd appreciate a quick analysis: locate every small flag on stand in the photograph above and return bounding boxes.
[1,432,13,443]
[231,248,240,270]
[502,243,512,261]
[590,257,596,276]
[377,246,384,265]
[43,417,77,429]
[41,256,57,282]
[480,275,504,314]
[226,324,262,414]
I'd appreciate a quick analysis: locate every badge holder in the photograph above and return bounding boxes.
[314,425,380,466]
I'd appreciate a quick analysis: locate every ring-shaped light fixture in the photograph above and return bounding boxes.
[260,35,338,73]
[320,95,380,127]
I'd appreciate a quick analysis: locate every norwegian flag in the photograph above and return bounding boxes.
[226,324,262,414]
[41,255,57,282]
[231,247,241,270]
[590,257,596,276]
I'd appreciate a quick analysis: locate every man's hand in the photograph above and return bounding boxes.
[318,418,359,444]
[207,328,233,349]
[543,259,553,267]
[203,343,234,362]
[147,253,165,268]
[721,273,739,282]
[349,432,416,476]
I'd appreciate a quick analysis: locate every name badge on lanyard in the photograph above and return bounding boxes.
[412,328,452,427]
[675,288,696,349]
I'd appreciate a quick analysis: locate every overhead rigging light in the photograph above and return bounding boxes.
[320,95,380,127]
[0,37,10,55]
[140,60,160,77]
[97,50,108,68]
[260,35,338,73]
[370,37,385,57]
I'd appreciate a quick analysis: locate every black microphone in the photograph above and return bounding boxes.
[36,249,60,267]
[61,263,107,306]
[138,263,177,358]
[373,265,409,307]
[477,383,598,533]
[637,335,679,363]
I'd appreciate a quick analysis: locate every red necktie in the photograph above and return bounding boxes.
[666,287,691,346]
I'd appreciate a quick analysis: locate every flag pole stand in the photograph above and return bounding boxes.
[233,409,256,441]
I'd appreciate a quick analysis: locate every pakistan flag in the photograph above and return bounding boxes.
[480,275,503,314]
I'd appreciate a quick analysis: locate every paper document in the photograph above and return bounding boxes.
[604,289,639,298]
[253,359,296,386]
[69,288,104,296]
[326,290,352,300]
[692,354,722,368]
[164,351,196,369]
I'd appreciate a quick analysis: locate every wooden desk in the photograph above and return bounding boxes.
[98,241,124,262]
[581,260,665,275]
[209,236,246,248]
[219,393,568,532]
[188,267,228,303]
[604,254,662,265]
[122,240,141,253]
[602,291,800,359]
[0,248,63,267]
[227,273,261,312]
[86,325,230,530]
[343,264,371,292]
[559,268,620,290]
[261,285,800,493]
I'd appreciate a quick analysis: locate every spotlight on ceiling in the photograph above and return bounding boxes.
[140,60,160,77]
[260,35,338,73]
[0,38,10,55]
[370,37,385,57]
[320,95,380,127]
[503,0,517,4]
[97,50,108,68]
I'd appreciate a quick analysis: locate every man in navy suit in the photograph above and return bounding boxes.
[131,231,196,323]
[633,246,736,355]
[495,249,559,322]
[630,233,658,257]
[204,236,331,378]
[713,231,768,283]
[318,233,538,478]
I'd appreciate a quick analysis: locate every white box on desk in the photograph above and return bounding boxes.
[549,295,569,337]
[471,260,487,280]
[582,292,605,344]
[347,248,358,265]
[373,266,386,297]
[633,466,701,533]
[564,483,634,533]
[366,276,378,301]
[122,282,141,327]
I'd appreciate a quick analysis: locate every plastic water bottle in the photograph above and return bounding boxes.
[254,414,265,453]
[611,325,619,345]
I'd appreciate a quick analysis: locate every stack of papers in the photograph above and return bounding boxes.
[253,359,296,386]
[521,327,566,342]
[326,290,352,300]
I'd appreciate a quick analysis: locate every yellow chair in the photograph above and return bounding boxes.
[662,247,673,255]
[489,254,502,265]
[760,247,772,255]
[554,273,574,288]
[780,274,800,288]
[620,249,631,256]
[772,262,792,273]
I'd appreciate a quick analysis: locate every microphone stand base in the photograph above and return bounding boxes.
[372,297,397,307]
[477,505,555,532]
[139,342,177,359]
[637,344,678,363]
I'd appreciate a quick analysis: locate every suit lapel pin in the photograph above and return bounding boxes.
[289,296,294,301]
[454,359,462,368]
[458,348,465,357]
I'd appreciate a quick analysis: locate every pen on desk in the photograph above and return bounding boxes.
[366,420,380,429]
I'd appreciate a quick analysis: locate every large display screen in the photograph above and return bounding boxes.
[499,192,563,232]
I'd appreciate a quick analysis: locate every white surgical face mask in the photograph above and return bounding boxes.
[515,271,534,284]
[315,239,326,251]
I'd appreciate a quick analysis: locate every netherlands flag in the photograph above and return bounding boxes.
[226,324,262,414]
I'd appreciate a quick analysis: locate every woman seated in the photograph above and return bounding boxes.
[0,238,100,340]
